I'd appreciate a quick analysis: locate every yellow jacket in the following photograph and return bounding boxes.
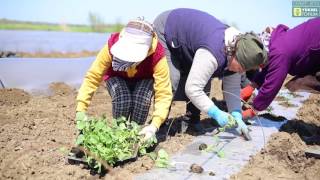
[76,34,172,129]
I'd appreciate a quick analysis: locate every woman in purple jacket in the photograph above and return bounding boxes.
[248,17,320,115]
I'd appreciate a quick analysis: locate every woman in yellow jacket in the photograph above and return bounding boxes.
[75,19,172,141]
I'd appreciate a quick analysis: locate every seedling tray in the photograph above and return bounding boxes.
[67,143,140,173]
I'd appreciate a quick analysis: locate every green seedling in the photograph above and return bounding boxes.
[266,106,274,113]
[147,152,157,161]
[217,150,225,158]
[155,149,170,168]
[75,115,157,171]
[288,91,303,98]
[199,135,225,158]
[218,116,237,132]
[276,95,290,102]
[279,101,298,108]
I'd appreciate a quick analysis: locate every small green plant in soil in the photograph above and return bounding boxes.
[155,149,170,168]
[279,101,298,108]
[199,135,225,158]
[266,106,274,113]
[76,115,157,172]
[288,91,303,98]
[218,116,237,132]
[275,95,290,102]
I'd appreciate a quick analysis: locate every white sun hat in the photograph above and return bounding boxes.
[110,19,154,62]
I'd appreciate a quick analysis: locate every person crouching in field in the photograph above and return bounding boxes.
[75,19,172,142]
[153,8,268,138]
[240,17,320,119]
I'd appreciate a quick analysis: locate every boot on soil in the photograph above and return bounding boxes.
[186,121,206,136]
[184,112,205,135]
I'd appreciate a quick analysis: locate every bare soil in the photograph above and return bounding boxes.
[2,76,319,180]
[278,101,298,108]
[232,94,320,180]
[0,80,224,180]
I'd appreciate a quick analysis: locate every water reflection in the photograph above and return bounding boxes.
[0,57,95,92]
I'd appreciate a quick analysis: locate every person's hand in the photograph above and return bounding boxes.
[139,124,158,142]
[240,84,255,102]
[208,105,233,127]
[242,108,256,120]
[76,111,87,122]
[75,112,88,133]
[232,111,251,140]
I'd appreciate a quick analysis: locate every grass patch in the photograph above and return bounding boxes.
[0,19,123,33]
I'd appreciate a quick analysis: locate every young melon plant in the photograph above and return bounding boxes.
[75,115,157,171]
[155,149,170,168]
[218,115,237,132]
[200,135,225,158]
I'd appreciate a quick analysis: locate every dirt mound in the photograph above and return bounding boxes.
[0,88,30,106]
[232,132,320,180]
[49,82,76,96]
[0,82,195,180]
[297,94,320,126]
[232,93,320,180]
[264,132,312,172]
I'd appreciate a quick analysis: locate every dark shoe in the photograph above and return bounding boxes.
[186,122,205,135]
[302,135,320,145]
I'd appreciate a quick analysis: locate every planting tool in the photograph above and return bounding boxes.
[305,146,320,159]
[0,78,4,88]
[241,128,252,141]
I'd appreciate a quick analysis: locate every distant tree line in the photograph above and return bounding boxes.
[88,12,123,32]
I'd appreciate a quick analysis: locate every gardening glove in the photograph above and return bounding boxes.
[75,111,88,134]
[208,105,233,127]
[139,124,158,142]
[240,84,255,102]
[242,108,256,120]
[231,111,251,140]
[76,111,87,122]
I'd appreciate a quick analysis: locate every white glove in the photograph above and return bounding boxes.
[139,124,158,142]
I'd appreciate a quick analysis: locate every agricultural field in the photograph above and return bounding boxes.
[232,94,320,179]
[0,83,194,179]
[0,79,319,179]
[0,28,319,180]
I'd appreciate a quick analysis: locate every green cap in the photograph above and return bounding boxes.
[235,33,268,70]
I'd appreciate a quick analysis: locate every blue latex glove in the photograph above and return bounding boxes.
[208,105,232,127]
[231,110,251,140]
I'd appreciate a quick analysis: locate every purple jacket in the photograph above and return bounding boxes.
[253,17,320,111]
